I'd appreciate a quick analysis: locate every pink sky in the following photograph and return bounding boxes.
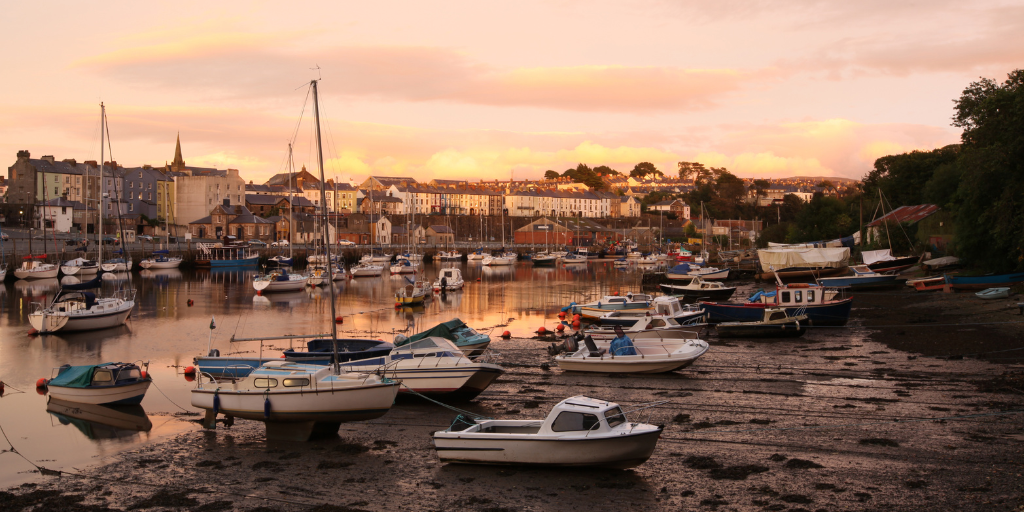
[3,1,1020,185]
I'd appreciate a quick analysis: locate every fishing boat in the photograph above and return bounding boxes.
[395,279,431,306]
[43,362,151,405]
[555,332,709,373]
[945,272,1024,291]
[253,268,308,293]
[976,287,1011,300]
[138,250,182,269]
[755,247,850,281]
[28,287,136,333]
[817,265,900,289]
[396,318,490,356]
[594,297,706,326]
[390,258,421,274]
[350,262,384,277]
[570,293,653,315]
[432,396,664,468]
[15,257,59,279]
[347,336,503,399]
[433,267,465,292]
[700,282,853,326]
[715,307,807,338]
[61,257,99,276]
[660,276,736,301]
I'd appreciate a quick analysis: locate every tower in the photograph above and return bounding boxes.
[170,132,186,172]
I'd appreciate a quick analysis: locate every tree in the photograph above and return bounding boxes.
[677,161,706,181]
[630,162,663,179]
[593,165,619,176]
[544,170,560,180]
[862,146,958,207]
[752,179,771,197]
[793,195,852,242]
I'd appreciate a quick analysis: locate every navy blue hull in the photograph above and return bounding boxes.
[702,299,852,326]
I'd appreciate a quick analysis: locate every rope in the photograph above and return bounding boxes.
[396,381,489,420]
[148,379,199,415]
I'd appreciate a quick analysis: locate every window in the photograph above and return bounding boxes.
[253,378,278,388]
[130,204,134,212]
[794,291,803,302]
[604,407,626,428]
[551,412,600,432]
[807,290,815,302]
[781,291,791,303]
[283,378,309,387]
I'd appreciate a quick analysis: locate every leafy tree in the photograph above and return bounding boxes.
[793,195,852,241]
[751,179,771,197]
[630,162,663,179]
[862,146,958,207]
[593,165,619,176]
[544,170,560,180]
[677,161,706,181]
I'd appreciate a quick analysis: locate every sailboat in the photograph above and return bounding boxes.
[28,103,136,333]
[62,163,100,276]
[139,182,182,269]
[482,196,514,266]
[192,79,400,442]
[0,224,6,281]
[254,144,314,292]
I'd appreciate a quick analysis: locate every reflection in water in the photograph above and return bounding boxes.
[46,398,152,440]
[14,278,60,297]
[60,276,82,286]
[140,269,183,281]
[101,272,130,283]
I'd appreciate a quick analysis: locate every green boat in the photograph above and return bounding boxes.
[398,318,491,357]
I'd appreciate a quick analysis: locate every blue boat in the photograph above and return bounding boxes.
[946,272,1024,291]
[701,284,853,326]
[197,244,260,268]
[195,338,394,378]
[45,362,151,405]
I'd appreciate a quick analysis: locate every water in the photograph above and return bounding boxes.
[0,259,656,486]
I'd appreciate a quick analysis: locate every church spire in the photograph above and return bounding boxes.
[171,132,185,171]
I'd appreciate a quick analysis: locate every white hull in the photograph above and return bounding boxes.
[253,276,308,292]
[350,265,384,277]
[391,262,421,274]
[139,258,182,269]
[101,260,133,272]
[47,380,150,405]
[434,428,662,468]
[15,267,59,279]
[191,381,397,423]
[29,299,135,333]
[350,361,502,398]
[482,256,514,266]
[60,265,80,275]
[466,253,485,260]
[556,338,709,374]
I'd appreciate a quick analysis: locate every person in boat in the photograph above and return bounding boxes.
[440,275,448,294]
[609,326,637,356]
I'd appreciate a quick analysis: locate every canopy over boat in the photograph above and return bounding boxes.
[757,247,850,272]
[400,318,475,347]
[861,249,896,265]
[49,362,122,388]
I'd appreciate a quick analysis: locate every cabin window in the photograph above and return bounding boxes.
[604,407,626,428]
[794,291,803,302]
[283,378,309,387]
[119,369,141,380]
[781,291,791,303]
[769,312,786,321]
[254,378,279,388]
[92,370,113,384]
[551,412,601,432]
[807,290,815,302]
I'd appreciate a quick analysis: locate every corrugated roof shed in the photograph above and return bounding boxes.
[866,204,940,227]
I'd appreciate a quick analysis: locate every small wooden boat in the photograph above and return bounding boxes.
[44,362,151,405]
[715,307,807,338]
[15,257,59,279]
[946,272,1024,291]
[976,287,1010,300]
[432,396,663,468]
[555,331,709,373]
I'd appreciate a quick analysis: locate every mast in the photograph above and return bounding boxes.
[311,80,340,372]
[98,103,104,265]
[288,143,295,260]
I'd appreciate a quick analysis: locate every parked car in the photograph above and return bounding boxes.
[336,239,356,246]
[247,239,268,247]
[271,239,289,247]
[1,232,9,241]
[137,235,154,242]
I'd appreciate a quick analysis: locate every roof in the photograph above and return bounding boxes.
[189,215,213,224]
[428,225,452,233]
[866,204,940,227]
[245,194,281,205]
[391,226,407,234]
[229,213,274,225]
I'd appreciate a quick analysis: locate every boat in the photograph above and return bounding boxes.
[191,79,400,442]
[397,252,424,263]
[594,296,706,326]
[666,263,728,280]
[61,257,99,276]
[715,307,808,338]
[701,282,853,326]
[350,262,384,277]
[197,339,393,378]
[253,268,308,293]
[437,250,463,261]
[433,267,465,292]
[43,362,151,405]
[659,276,736,301]
[346,336,503,399]
[555,332,709,373]
[482,254,515,266]
[576,316,705,342]
[570,293,653,315]
[976,287,1011,300]
[331,264,346,281]
[0,225,7,281]
[755,247,850,281]
[817,265,900,289]
[15,257,59,279]
[466,249,486,261]
[46,398,152,438]
[100,256,133,272]
[195,241,259,267]
[267,255,294,267]
[396,318,490,356]
[862,249,921,274]
[390,258,421,274]
[138,250,182,269]
[562,253,587,265]
[28,287,136,333]
[922,256,960,272]
[432,396,664,468]
[306,267,326,286]
[945,272,1024,291]
[532,253,558,267]
[395,279,431,305]
[626,250,642,259]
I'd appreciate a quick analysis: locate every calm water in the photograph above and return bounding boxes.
[0,260,657,486]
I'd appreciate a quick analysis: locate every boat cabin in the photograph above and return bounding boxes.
[390,336,465,360]
[473,396,628,435]
[438,268,463,282]
[751,283,844,307]
[651,296,684,317]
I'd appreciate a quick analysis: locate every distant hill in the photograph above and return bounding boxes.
[789,176,860,183]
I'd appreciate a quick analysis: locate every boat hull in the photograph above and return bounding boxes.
[867,255,920,273]
[433,428,662,469]
[701,298,853,326]
[659,284,736,301]
[351,359,504,399]
[946,272,1024,290]
[15,268,59,279]
[755,266,848,281]
[190,382,397,423]
[29,301,134,333]
[253,277,307,292]
[716,321,806,338]
[139,259,182,269]
[47,379,151,406]
[46,398,153,433]
[209,257,259,268]
[817,275,899,289]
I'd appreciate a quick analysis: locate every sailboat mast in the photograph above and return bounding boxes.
[311,80,340,371]
[288,143,295,260]
[98,103,104,265]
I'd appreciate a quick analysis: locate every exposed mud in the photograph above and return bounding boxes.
[5,284,1024,510]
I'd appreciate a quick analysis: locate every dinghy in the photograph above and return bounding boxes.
[715,307,808,338]
[976,287,1010,300]
[44,362,151,406]
[555,331,709,373]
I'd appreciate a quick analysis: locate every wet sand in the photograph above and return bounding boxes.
[4,285,1024,511]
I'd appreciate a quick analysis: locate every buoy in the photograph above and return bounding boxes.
[140,371,148,380]
[335,316,344,324]
[36,378,47,388]
[27,328,38,336]
[572,314,581,322]
[536,326,547,334]
[572,320,581,329]
[555,324,565,332]
[184,373,195,382]
[557,311,566,319]
[395,302,402,307]
[613,291,620,296]
[264,397,271,419]
[183,366,196,375]
[280,353,286,358]
[187,299,194,307]
[501,330,511,338]
[256,290,262,296]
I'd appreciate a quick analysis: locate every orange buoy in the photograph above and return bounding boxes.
[572,314,581,322]
[555,324,565,332]
[183,366,196,375]
[256,290,262,296]
[572,320,581,329]
[36,378,47,388]
[557,311,566,319]
[187,299,194,307]
[140,371,148,379]
[613,291,620,296]
[27,328,39,336]
[184,373,195,382]
[335,316,344,324]
[280,353,286,358]
[537,326,547,334]
[501,330,511,338]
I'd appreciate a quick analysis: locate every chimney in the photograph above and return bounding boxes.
[17,150,30,160]
[62,158,77,166]
[42,155,55,163]
[84,160,97,168]
[223,198,230,207]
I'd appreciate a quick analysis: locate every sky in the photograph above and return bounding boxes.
[2,1,1021,185]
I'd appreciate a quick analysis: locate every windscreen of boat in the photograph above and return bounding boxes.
[551,412,601,432]
[604,407,626,428]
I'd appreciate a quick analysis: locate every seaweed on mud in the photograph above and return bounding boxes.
[251,460,281,470]
[750,485,779,497]
[780,494,813,504]
[596,481,636,490]
[371,440,398,450]
[905,480,929,489]
[859,438,900,447]
[973,372,1024,394]
[317,461,354,469]
[689,421,716,430]
[768,453,787,462]
[699,498,729,509]
[784,458,824,469]
[671,413,691,423]
[715,420,741,426]
[129,490,198,510]
[307,505,371,512]
[456,496,492,506]
[683,455,722,469]
[853,492,872,501]
[523,401,541,409]
[332,442,370,455]
[254,477,276,483]
[195,460,223,468]
[278,451,302,460]
[708,465,768,480]
[680,490,695,497]
[749,419,772,425]
[195,500,234,511]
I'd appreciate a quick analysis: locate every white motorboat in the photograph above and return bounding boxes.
[350,262,384,277]
[192,361,400,441]
[61,257,99,276]
[437,251,462,261]
[138,251,182,269]
[15,258,59,279]
[28,287,136,333]
[433,267,465,292]
[43,362,151,406]
[575,317,706,342]
[482,255,514,266]
[688,266,729,280]
[562,254,587,264]
[571,293,653,315]
[253,269,308,293]
[555,331,709,373]
[432,396,663,468]
[391,259,422,274]
[346,336,503,399]
[397,253,424,262]
[331,264,346,281]
[659,276,737,301]
[593,296,706,327]
[466,251,486,261]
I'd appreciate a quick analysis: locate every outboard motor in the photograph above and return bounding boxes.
[208,349,220,357]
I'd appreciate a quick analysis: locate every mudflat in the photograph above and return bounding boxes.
[4,285,1023,511]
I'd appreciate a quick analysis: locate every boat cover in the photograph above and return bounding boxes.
[152,250,169,254]
[48,363,115,388]
[400,318,469,347]
[758,247,850,272]
[923,255,959,267]
[861,249,896,265]
[747,290,777,303]
[669,264,691,274]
